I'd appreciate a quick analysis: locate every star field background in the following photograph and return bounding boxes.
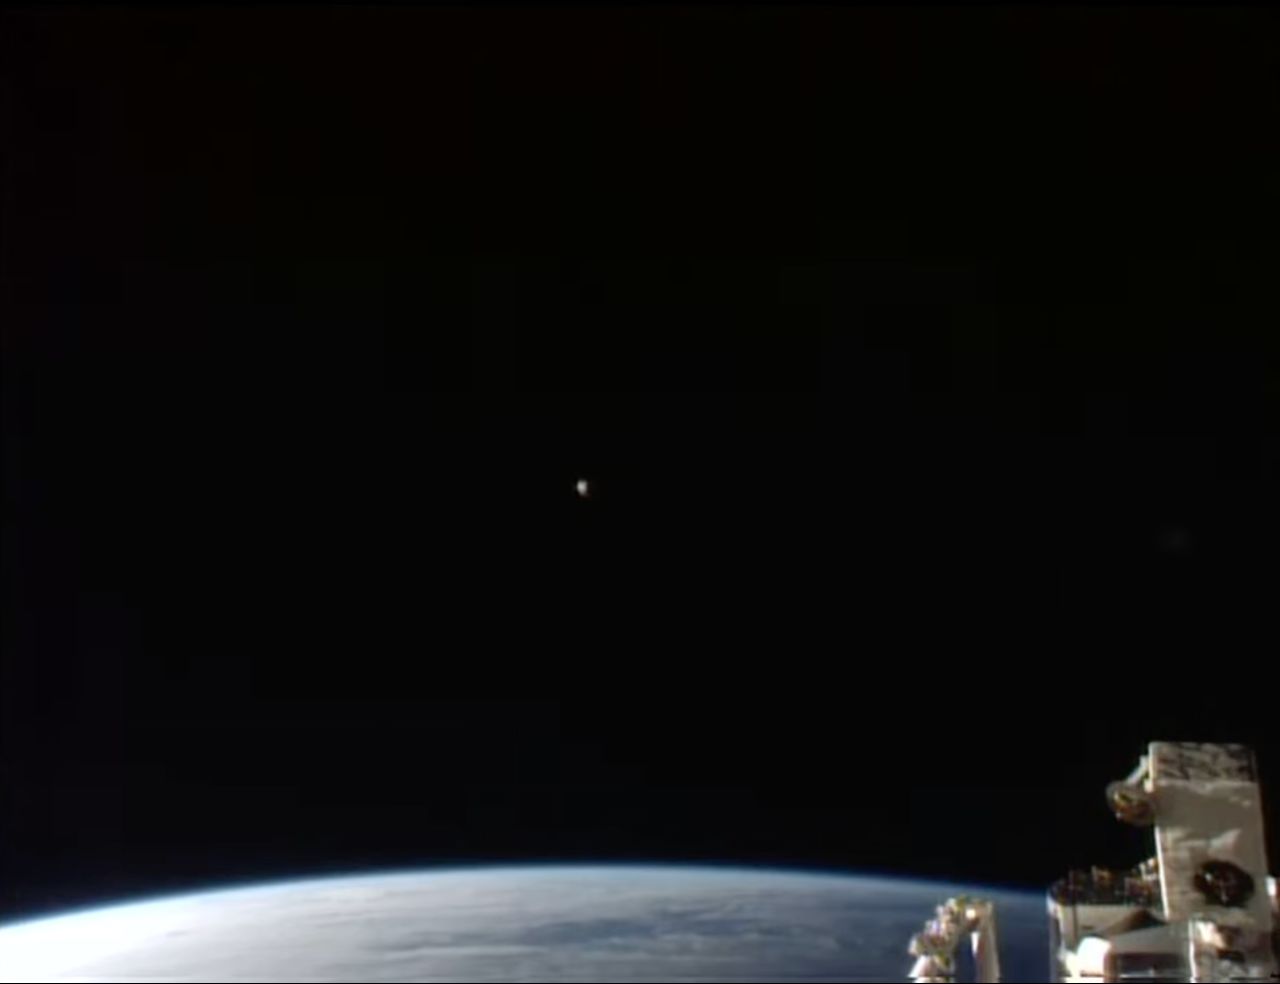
[2,6,1278,924]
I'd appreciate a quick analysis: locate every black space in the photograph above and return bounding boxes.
[2,6,1278,924]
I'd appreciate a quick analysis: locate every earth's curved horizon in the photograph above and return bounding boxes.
[0,863,1049,982]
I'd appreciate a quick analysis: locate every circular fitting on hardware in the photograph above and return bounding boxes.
[1194,860,1255,908]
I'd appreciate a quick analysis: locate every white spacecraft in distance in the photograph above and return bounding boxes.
[908,741,1279,982]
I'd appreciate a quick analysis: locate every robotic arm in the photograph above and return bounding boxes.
[908,896,1001,982]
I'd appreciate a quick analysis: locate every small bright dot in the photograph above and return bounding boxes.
[576,479,591,498]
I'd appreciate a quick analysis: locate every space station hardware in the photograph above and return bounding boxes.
[907,896,1001,982]
[907,742,1279,982]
